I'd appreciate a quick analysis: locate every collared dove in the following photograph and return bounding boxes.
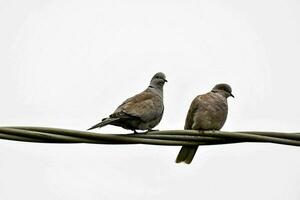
[88,72,167,133]
[176,83,234,164]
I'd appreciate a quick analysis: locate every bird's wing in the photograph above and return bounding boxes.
[184,96,200,129]
[111,90,163,122]
[184,94,211,130]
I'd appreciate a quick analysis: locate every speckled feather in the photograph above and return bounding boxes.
[88,72,166,132]
[176,83,233,164]
[185,92,228,130]
[112,88,164,122]
[109,88,164,130]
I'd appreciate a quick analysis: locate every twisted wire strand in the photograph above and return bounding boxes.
[0,127,298,147]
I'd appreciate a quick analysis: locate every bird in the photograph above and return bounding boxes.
[176,83,234,164]
[88,72,167,133]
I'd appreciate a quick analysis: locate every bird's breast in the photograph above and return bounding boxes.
[192,93,228,130]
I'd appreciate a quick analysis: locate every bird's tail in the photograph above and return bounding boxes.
[175,146,199,164]
[87,117,119,130]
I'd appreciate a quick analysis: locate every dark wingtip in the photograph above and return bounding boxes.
[87,124,100,131]
[87,123,102,130]
[87,126,95,131]
[87,117,119,131]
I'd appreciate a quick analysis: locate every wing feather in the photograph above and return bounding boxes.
[112,89,163,122]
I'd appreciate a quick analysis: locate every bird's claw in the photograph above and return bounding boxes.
[146,129,159,133]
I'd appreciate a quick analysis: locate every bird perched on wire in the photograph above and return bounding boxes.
[88,72,167,133]
[176,83,234,164]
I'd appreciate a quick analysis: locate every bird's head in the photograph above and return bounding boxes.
[211,83,234,98]
[150,72,167,89]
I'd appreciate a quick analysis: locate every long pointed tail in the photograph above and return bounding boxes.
[87,117,119,130]
[175,146,198,164]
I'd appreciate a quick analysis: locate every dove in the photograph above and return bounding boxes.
[176,83,234,164]
[88,72,167,133]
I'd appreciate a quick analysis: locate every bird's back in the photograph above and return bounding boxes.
[112,88,163,121]
[109,88,164,130]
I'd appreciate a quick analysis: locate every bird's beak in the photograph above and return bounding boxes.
[164,79,168,82]
[230,93,235,98]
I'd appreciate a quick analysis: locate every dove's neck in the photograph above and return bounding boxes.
[148,85,163,98]
[212,90,229,99]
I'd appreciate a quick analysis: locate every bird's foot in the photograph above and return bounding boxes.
[148,129,158,132]
[146,129,159,133]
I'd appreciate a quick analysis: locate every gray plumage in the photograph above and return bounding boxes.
[88,72,167,132]
[176,83,234,164]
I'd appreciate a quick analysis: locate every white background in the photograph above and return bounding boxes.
[0,0,299,199]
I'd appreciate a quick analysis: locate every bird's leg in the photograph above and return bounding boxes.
[212,129,220,133]
[147,129,158,132]
[145,129,159,134]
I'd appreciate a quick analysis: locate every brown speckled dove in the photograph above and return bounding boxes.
[88,72,167,133]
[176,83,234,164]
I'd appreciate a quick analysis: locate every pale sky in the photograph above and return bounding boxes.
[0,0,299,199]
